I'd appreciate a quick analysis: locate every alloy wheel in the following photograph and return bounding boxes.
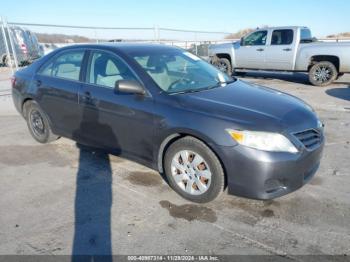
[313,65,333,84]
[217,62,228,73]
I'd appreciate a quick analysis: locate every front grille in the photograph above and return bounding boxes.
[293,129,322,150]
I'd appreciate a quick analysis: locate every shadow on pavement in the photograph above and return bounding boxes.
[326,86,350,101]
[71,105,117,261]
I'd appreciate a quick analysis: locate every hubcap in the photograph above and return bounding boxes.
[218,62,228,73]
[314,65,332,83]
[30,110,45,136]
[171,150,212,195]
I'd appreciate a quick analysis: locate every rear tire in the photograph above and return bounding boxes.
[309,61,338,86]
[24,101,59,144]
[164,136,225,203]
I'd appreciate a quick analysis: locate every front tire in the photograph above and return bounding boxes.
[24,101,59,143]
[309,61,338,86]
[164,136,225,203]
[216,58,232,76]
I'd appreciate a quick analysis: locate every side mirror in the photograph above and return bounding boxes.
[115,80,145,95]
[240,37,244,46]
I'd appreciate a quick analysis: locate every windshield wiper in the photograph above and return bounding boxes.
[169,79,237,95]
[203,78,237,90]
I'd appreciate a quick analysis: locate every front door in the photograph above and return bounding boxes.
[235,30,268,69]
[78,50,155,163]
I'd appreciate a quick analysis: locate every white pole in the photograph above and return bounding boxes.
[4,18,19,71]
[0,17,13,74]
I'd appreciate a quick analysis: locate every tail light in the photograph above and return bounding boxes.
[11,76,16,88]
[20,44,28,54]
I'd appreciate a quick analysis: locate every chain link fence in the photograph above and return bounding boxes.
[1,19,350,95]
[7,21,235,58]
[0,17,16,94]
[0,19,237,95]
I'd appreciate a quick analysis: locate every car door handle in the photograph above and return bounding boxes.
[82,91,93,103]
[256,48,264,52]
[35,80,42,87]
[283,48,292,51]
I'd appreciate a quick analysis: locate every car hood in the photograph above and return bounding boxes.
[178,80,319,133]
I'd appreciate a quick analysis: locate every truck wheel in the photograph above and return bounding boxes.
[216,58,232,75]
[164,136,225,203]
[309,61,338,86]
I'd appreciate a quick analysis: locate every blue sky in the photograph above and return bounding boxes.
[1,0,349,38]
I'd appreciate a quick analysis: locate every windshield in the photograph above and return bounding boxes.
[128,49,234,93]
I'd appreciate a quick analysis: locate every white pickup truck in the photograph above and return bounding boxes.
[209,26,350,86]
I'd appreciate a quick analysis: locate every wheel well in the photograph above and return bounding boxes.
[215,53,232,64]
[22,98,33,119]
[309,55,340,72]
[158,133,227,188]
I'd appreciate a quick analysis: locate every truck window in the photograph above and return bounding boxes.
[300,29,313,43]
[271,29,294,45]
[242,31,267,46]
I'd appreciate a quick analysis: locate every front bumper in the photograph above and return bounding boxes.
[214,140,324,200]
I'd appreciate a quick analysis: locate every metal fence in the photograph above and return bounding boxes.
[1,18,350,94]
[8,21,234,58]
[0,19,237,94]
[0,17,16,94]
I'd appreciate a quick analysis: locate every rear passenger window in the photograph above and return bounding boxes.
[40,51,84,81]
[271,30,294,45]
[87,51,138,88]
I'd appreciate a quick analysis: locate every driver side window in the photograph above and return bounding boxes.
[242,31,268,46]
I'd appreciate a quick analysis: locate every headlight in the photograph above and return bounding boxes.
[317,119,324,129]
[226,129,298,153]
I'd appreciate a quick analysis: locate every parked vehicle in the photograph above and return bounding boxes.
[12,44,324,203]
[0,26,41,66]
[24,29,41,59]
[209,26,350,86]
[40,43,60,55]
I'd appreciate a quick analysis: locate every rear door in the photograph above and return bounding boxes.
[35,49,86,136]
[235,30,268,69]
[264,29,296,70]
[78,50,155,162]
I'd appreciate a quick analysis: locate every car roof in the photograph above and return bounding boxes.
[256,26,309,31]
[58,42,182,53]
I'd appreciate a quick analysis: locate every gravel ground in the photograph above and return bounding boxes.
[0,70,349,259]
